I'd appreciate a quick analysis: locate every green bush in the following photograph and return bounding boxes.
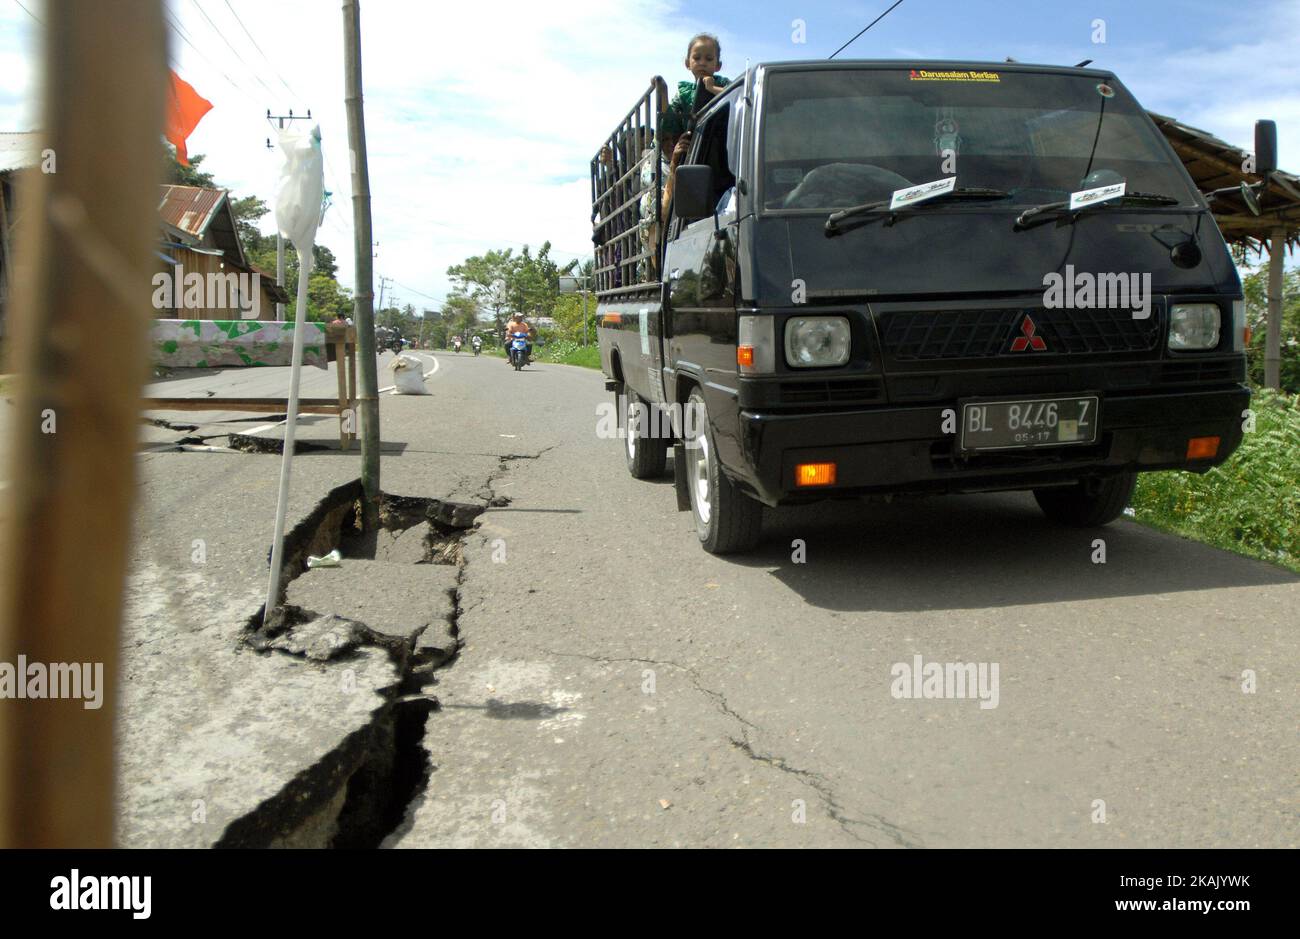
[535,338,601,369]
[1131,389,1300,571]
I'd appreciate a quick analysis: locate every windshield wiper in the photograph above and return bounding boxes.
[824,187,1010,237]
[1012,191,1181,231]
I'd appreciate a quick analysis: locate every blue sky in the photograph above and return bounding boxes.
[1,0,1295,304]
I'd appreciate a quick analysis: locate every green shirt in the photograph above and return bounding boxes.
[660,76,731,137]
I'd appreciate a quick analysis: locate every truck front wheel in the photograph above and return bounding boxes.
[1033,472,1137,527]
[684,389,762,554]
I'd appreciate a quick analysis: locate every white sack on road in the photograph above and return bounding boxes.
[389,354,430,395]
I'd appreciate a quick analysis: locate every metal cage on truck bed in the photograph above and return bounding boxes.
[590,76,669,297]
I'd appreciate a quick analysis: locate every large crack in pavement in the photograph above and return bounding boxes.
[540,647,922,848]
[212,449,552,848]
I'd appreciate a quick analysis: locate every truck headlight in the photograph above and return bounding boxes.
[785,316,851,367]
[1169,304,1221,351]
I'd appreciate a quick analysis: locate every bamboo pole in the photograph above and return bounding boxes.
[343,0,381,528]
[0,1,166,847]
[1264,227,1285,391]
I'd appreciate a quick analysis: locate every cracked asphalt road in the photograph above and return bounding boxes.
[385,352,1299,848]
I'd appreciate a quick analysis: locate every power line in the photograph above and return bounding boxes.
[12,0,43,26]
[187,0,279,99]
[220,0,299,99]
[165,9,262,105]
[388,279,449,304]
[829,0,905,59]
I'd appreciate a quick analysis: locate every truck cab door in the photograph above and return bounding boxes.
[663,97,741,390]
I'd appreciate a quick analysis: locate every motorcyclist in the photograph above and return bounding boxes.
[471,334,483,355]
[503,315,534,366]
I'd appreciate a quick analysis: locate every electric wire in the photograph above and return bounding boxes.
[12,0,42,26]
[188,0,280,100]
[220,0,300,99]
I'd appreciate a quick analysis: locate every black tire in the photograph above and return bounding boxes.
[683,389,762,554]
[621,392,668,478]
[1033,472,1136,527]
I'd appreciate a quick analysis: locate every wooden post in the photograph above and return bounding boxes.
[0,1,166,846]
[0,179,12,332]
[1264,227,1285,391]
[343,0,381,527]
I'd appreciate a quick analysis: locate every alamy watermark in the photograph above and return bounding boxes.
[1043,264,1151,319]
[596,394,706,443]
[0,655,104,709]
[151,265,262,319]
[50,870,150,919]
[890,655,999,709]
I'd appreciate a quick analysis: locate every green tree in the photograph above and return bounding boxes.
[307,272,352,322]
[441,293,481,343]
[163,144,216,187]
[448,249,515,335]
[551,293,593,343]
[505,244,554,318]
[1242,261,1300,393]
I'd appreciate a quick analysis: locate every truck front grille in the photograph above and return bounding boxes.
[883,307,1162,361]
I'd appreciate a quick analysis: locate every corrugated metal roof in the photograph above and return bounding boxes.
[0,132,41,174]
[158,184,229,238]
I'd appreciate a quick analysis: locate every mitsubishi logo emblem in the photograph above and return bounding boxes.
[1010,315,1047,352]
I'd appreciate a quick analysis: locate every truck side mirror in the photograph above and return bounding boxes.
[674,165,714,222]
[1254,120,1277,176]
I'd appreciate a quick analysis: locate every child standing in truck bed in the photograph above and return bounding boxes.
[660,33,730,151]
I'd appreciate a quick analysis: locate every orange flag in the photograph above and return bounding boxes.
[165,69,213,166]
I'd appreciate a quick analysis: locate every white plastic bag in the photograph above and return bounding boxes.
[274,125,325,253]
[389,354,430,395]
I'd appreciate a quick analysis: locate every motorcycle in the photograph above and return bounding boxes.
[471,338,482,356]
[452,337,463,353]
[508,331,530,371]
[390,338,403,355]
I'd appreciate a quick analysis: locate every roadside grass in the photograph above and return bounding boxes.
[1130,389,1300,573]
[535,339,601,369]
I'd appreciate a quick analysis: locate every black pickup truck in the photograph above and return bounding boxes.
[592,60,1268,553]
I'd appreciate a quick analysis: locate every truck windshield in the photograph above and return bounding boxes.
[761,67,1200,212]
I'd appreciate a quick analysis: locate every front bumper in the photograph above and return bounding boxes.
[735,386,1250,506]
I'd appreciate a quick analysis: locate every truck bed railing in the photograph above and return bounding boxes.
[591,76,669,296]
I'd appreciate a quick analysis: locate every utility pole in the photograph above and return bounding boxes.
[343,0,381,525]
[376,274,390,313]
[1264,228,1285,390]
[265,108,312,322]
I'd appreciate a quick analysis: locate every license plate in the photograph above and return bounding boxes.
[960,396,1099,452]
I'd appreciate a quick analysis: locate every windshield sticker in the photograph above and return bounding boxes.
[909,69,1000,82]
[1069,181,1126,211]
[1096,82,1115,98]
[890,176,957,210]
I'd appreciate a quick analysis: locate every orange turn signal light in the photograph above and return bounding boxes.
[1186,436,1221,460]
[737,345,755,368]
[795,462,837,487]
